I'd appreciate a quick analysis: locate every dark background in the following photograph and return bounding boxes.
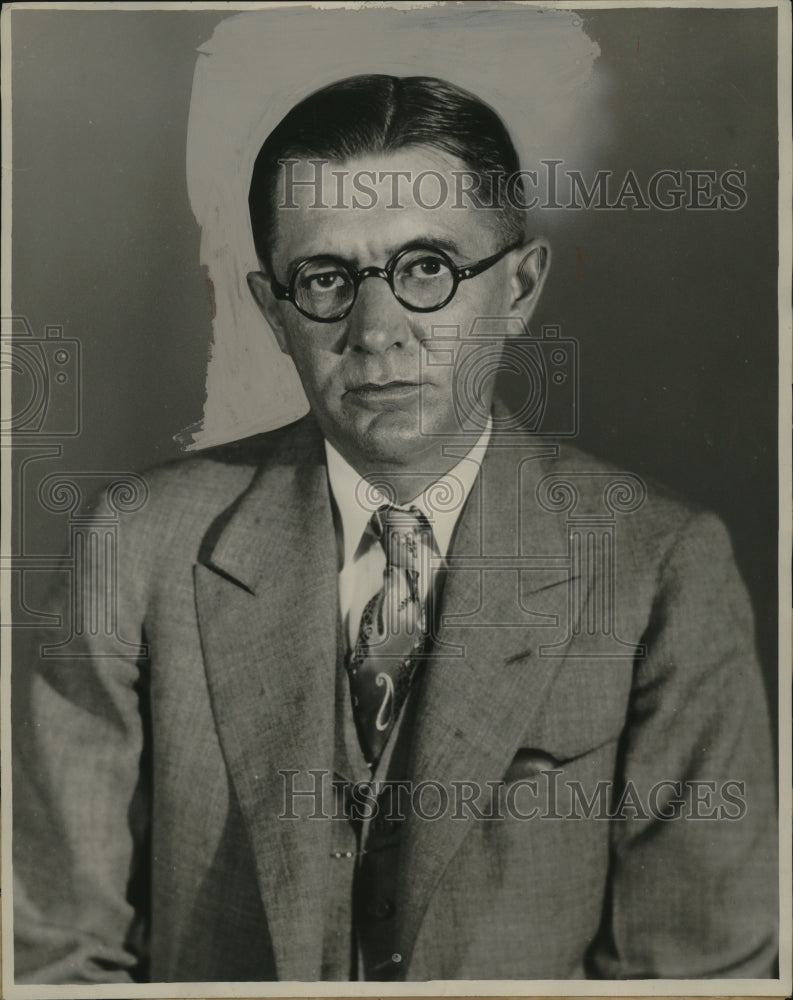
[9,7,780,716]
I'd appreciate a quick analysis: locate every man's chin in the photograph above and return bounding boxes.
[326,407,436,473]
[360,412,433,468]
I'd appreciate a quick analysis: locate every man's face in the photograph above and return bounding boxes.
[249,147,547,479]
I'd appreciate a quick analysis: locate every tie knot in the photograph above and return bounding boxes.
[370,504,431,568]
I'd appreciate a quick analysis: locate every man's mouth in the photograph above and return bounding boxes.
[344,380,424,406]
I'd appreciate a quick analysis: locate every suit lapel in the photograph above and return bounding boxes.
[194,418,338,982]
[192,416,579,978]
[395,436,575,970]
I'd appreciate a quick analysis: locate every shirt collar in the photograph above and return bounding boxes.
[325,418,492,566]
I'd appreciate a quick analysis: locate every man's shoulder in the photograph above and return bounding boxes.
[110,416,320,565]
[85,416,324,600]
[516,438,719,563]
[503,437,700,522]
[141,416,318,508]
[512,440,746,619]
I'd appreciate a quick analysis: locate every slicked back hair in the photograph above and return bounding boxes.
[248,74,527,268]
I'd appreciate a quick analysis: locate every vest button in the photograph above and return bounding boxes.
[371,952,402,979]
[367,896,394,920]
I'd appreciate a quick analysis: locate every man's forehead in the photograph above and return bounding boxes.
[269,148,503,269]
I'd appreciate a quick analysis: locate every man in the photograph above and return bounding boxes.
[13,74,777,983]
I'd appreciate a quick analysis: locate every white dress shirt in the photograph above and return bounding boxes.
[325,420,492,650]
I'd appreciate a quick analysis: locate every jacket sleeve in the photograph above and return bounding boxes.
[12,495,152,985]
[587,511,778,978]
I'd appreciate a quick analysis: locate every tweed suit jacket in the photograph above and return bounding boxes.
[13,414,778,984]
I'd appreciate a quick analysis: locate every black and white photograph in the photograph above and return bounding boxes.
[1,1,790,995]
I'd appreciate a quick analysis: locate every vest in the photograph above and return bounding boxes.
[320,620,422,980]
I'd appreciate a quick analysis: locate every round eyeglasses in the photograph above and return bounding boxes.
[269,241,521,323]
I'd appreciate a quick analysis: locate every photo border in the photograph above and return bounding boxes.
[1,2,789,998]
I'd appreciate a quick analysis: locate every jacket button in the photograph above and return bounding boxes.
[367,896,394,919]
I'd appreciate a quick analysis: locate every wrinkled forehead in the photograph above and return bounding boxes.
[269,147,505,273]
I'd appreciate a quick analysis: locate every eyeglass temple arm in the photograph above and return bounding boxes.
[270,276,292,301]
[457,240,524,280]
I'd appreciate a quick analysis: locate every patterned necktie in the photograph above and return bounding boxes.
[347,504,433,768]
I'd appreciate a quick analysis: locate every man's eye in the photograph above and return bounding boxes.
[306,272,346,291]
[404,256,450,279]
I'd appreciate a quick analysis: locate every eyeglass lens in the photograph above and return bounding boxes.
[293,248,455,319]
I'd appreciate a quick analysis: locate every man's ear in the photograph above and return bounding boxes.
[247,269,290,355]
[508,237,551,325]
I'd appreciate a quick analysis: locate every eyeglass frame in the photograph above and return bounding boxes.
[268,240,523,323]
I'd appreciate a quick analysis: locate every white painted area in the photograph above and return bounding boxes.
[184,4,605,449]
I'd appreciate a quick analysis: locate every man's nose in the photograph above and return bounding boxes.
[345,275,412,354]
